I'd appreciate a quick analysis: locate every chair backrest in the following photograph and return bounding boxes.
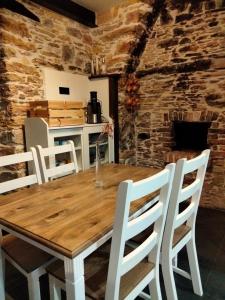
[105,163,175,299]
[36,140,78,183]
[0,148,42,194]
[162,149,210,251]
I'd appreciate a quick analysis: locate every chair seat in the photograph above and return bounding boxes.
[47,243,155,300]
[173,224,191,247]
[2,234,53,273]
[131,224,190,249]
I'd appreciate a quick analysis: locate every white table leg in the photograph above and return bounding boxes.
[64,255,85,300]
[0,230,5,300]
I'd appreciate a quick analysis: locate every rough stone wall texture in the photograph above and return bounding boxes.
[119,1,225,210]
[0,0,92,181]
[0,0,151,180]
[93,0,152,73]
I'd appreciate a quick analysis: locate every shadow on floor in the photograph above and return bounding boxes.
[6,207,225,300]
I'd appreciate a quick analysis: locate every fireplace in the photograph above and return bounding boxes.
[173,121,211,151]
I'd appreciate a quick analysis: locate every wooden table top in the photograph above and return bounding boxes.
[0,164,159,258]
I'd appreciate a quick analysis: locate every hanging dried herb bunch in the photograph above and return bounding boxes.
[124,73,140,111]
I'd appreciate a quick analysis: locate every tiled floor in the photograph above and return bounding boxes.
[5,207,225,300]
[175,207,225,300]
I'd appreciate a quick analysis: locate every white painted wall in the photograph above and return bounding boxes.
[42,68,110,120]
[43,67,89,103]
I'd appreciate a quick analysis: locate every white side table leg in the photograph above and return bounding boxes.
[64,256,85,300]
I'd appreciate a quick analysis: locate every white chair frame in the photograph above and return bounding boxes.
[36,140,78,183]
[105,163,175,300]
[0,148,41,193]
[48,163,175,300]
[161,149,210,300]
[0,148,53,300]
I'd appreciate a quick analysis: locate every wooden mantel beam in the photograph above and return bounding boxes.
[30,0,96,27]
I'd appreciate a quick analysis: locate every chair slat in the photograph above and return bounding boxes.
[0,175,38,194]
[130,169,170,202]
[179,178,201,203]
[182,150,209,175]
[46,163,76,178]
[126,202,163,241]
[41,144,73,156]
[37,141,78,183]
[121,232,158,276]
[0,151,33,167]
[0,148,41,194]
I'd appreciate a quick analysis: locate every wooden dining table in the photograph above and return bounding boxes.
[0,163,159,300]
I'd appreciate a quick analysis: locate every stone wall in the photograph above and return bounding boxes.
[0,0,151,180]
[93,0,152,73]
[0,0,92,180]
[119,1,225,210]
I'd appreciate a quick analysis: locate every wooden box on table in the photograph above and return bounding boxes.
[29,101,85,126]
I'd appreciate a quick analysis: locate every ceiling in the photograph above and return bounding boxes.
[71,0,124,12]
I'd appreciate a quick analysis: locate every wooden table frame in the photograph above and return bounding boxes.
[0,164,159,300]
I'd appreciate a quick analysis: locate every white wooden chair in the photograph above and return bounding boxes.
[46,163,175,300]
[0,148,53,300]
[161,149,210,300]
[36,140,78,183]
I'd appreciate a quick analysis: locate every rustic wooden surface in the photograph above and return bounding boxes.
[0,164,159,258]
[29,100,85,126]
[29,101,85,109]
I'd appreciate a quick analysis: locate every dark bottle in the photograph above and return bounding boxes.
[90,91,98,123]
[87,91,102,124]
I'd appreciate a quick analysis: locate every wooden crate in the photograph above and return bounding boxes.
[29,101,85,126]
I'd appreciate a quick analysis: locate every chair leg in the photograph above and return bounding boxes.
[49,275,61,300]
[2,253,5,283]
[149,272,162,300]
[27,273,41,300]
[0,251,5,300]
[162,255,178,300]
[186,239,203,296]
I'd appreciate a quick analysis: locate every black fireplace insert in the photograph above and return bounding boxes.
[173,121,211,150]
